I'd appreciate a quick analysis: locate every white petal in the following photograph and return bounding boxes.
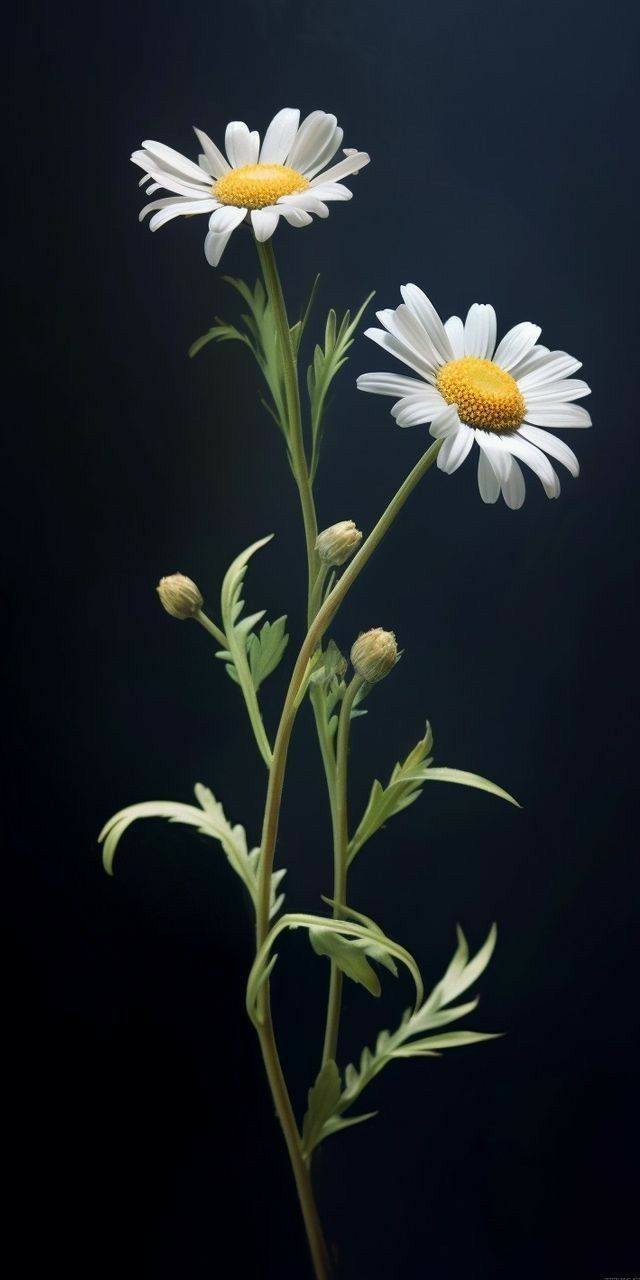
[193,128,231,177]
[259,108,300,164]
[304,181,352,202]
[138,139,211,184]
[518,425,580,476]
[517,351,583,389]
[277,192,329,217]
[437,422,474,473]
[400,284,453,363]
[444,315,465,358]
[131,153,211,199]
[251,207,281,241]
[377,303,440,374]
[278,206,312,227]
[225,121,259,168]
[310,151,370,185]
[523,403,591,429]
[493,322,542,371]
[208,205,247,234]
[357,371,432,398]
[464,304,497,359]
[392,389,448,427]
[139,196,186,222]
[363,327,438,383]
[523,378,591,405]
[499,433,560,497]
[477,448,500,503]
[429,405,461,439]
[508,343,550,378]
[501,456,526,509]
[149,198,219,230]
[204,228,235,268]
[476,433,512,485]
[285,112,335,172]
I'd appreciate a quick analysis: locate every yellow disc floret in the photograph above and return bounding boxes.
[437,356,525,433]
[214,163,310,209]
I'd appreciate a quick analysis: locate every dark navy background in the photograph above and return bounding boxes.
[8,1,639,1276]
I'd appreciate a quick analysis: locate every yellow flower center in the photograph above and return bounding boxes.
[436,356,525,432]
[213,163,310,209]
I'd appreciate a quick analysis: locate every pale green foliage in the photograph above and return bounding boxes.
[301,1061,377,1160]
[309,926,398,998]
[348,723,519,864]
[98,784,286,918]
[246,907,424,1029]
[307,293,375,479]
[302,925,500,1155]
[247,616,289,692]
[214,536,288,764]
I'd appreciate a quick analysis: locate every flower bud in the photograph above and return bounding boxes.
[157,573,203,620]
[315,520,362,567]
[350,628,399,684]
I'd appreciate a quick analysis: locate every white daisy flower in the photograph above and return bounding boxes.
[357,287,591,509]
[131,108,370,268]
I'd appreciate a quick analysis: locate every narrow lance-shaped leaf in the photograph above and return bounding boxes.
[307,291,375,480]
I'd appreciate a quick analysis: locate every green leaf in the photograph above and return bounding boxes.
[290,273,321,356]
[307,291,375,480]
[309,927,386,997]
[216,536,278,766]
[301,1061,342,1157]
[98,784,285,919]
[188,322,251,358]
[247,615,289,691]
[348,723,518,864]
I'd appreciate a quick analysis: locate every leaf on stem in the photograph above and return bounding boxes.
[307,292,375,480]
[98,784,285,918]
[309,927,399,997]
[348,723,519,864]
[247,615,289,691]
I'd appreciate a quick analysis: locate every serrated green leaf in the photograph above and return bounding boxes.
[307,291,375,479]
[309,928,382,996]
[348,724,518,864]
[301,1060,342,1156]
[247,615,289,691]
[98,783,285,920]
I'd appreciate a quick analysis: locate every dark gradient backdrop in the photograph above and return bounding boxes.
[8,1,639,1277]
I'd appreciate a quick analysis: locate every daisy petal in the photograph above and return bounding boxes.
[357,372,434,398]
[392,389,448,427]
[364,328,438,382]
[400,284,453,363]
[149,198,219,230]
[518,425,580,476]
[304,181,353,202]
[429,405,461,439]
[437,422,474,472]
[278,192,330,217]
[139,140,210,185]
[464,304,497,359]
[493,322,542,371]
[204,228,235,268]
[208,205,248,235]
[278,206,312,227]
[501,456,526,509]
[477,449,501,504]
[523,403,591,429]
[286,112,337,173]
[523,378,591,405]
[139,196,186,222]
[193,128,231,177]
[260,108,300,164]
[251,207,281,241]
[444,316,465,358]
[517,351,583,389]
[225,121,259,168]
[310,151,370,185]
[500,433,560,497]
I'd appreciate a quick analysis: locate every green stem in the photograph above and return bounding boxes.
[194,608,227,648]
[322,674,365,1067]
[255,998,332,1279]
[257,436,442,947]
[254,237,319,610]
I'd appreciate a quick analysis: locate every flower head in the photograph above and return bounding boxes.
[132,108,369,267]
[351,629,399,683]
[315,520,363,567]
[157,573,203,619]
[357,287,591,509]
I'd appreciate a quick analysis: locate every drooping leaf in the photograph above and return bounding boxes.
[348,724,518,864]
[98,784,285,919]
[309,928,386,997]
[188,321,251,358]
[307,292,375,479]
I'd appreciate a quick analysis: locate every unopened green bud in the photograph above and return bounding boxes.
[350,628,399,684]
[157,573,203,620]
[315,520,362,567]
